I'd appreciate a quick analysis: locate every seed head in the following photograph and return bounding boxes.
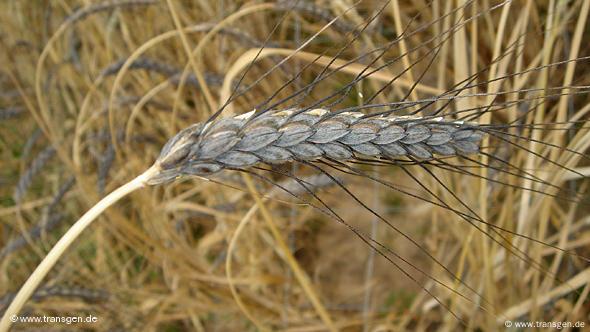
[145,109,485,185]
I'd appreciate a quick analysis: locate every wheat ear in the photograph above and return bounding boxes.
[146,108,483,185]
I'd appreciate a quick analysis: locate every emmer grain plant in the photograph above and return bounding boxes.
[2,0,590,330]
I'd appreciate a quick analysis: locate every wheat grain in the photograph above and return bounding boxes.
[97,144,115,195]
[41,176,76,226]
[21,129,43,162]
[64,0,158,24]
[100,57,224,89]
[13,146,56,204]
[148,108,483,185]
[0,107,24,120]
[276,0,356,33]
[0,214,63,260]
[0,285,108,314]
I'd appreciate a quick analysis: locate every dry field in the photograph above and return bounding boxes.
[1,0,590,331]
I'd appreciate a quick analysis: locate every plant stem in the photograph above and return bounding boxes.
[0,166,157,332]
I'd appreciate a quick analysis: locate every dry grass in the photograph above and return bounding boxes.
[1,0,590,331]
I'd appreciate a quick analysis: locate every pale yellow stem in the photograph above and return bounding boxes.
[0,167,158,332]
